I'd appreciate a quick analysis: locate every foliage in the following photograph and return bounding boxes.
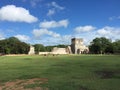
[112,40,120,54]
[0,36,68,54]
[34,44,45,54]
[45,46,54,52]
[0,37,29,54]
[89,37,120,54]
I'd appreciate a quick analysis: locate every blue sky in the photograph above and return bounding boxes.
[0,0,120,46]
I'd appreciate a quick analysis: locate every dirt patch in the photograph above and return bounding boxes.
[0,78,48,90]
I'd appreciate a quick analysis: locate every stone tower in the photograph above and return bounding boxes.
[71,38,89,54]
[28,45,35,55]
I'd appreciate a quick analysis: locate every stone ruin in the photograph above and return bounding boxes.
[28,45,35,55]
[70,38,89,54]
[28,38,89,55]
[52,47,68,54]
[38,38,89,55]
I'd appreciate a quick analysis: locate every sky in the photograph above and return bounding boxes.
[0,0,120,46]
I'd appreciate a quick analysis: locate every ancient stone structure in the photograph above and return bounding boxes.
[39,52,50,55]
[28,45,35,55]
[52,47,68,54]
[39,38,89,55]
[71,38,89,54]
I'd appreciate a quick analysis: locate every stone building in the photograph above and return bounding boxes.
[49,38,89,54]
[38,38,89,55]
[70,38,89,54]
[28,45,35,55]
[52,47,68,54]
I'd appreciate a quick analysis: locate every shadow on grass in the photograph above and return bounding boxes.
[95,69,120,79]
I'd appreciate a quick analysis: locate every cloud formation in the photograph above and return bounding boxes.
[50,1,64,10]
[47,9,55,16]
[32,34,72,46]
[109,16,120,21]
[74,25,96,33]
[0,33,5,40]
[15,35,30,41]
[30,0,42,7]
[0,5,38,23]
[32,29,60,38]
[39,19,69,29]
[97,26,120,39]
[47,1,65,16]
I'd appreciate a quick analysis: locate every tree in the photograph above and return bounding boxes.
[34,44,45,54]
[89,37,112,54]
[112,40,120,54]
[105,43,114,54]
[0,37,29,54]
[45,46,54,52]
[56,44,67,48]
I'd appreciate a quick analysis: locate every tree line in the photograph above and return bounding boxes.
[0,37,119,54]
[0,37,29,54]
[0,37,67,54]
[89,37,120,54]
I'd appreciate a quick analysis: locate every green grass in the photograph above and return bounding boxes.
[0,55,120,90]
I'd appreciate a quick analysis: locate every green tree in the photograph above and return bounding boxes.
[89,37,112,54]
[45,46,54,52]
[0,37,29,54]
[113,40,120,54]
[34,44,45,54]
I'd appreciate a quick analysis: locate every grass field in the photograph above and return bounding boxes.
[0,55,120,90]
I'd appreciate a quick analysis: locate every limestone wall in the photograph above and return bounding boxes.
[28,46,35,55]
[52,47,68,54]
[71,38,89,54]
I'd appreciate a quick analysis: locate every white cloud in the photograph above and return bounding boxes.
[97,26,120,40]
[109,16,120,21]
[47,9,55,16]
[32,29,60,38]
[32,25,120,46]
[0,5,38,23]
[47,1,65,16]
[32,34,72,46]
[73,26,120,45]
[97,27,111,36]
[0,33,5,40]
[51,1,64,10]
[109,17,114,21]
[15,35,30,41]
[74,25,96,33]
[60,35,72,44]
[39,19,69,29]
[30,0,42,7]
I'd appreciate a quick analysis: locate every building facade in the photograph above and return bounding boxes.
[28,45,35,55]
[70,38,89,54]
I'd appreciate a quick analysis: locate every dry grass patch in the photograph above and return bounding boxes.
[0,78,48,90]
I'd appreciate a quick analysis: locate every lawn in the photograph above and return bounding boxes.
[0,55,120,90]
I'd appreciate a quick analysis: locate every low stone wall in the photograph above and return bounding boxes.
[39,47,68,55]
[39,52,50,55]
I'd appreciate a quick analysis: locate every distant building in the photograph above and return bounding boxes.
[52,47,68,54]
[39,38,89,55]
[28,45,35,55]
[70,38,89,54]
